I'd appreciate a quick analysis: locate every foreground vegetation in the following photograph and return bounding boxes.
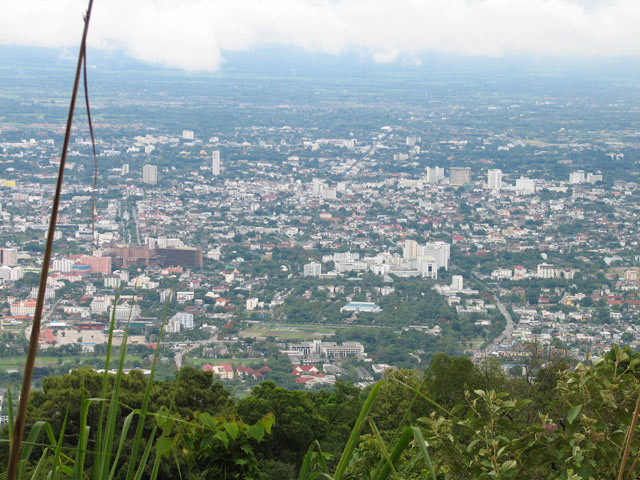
[3,344,640,478]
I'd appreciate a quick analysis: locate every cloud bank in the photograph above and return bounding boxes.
[1,0,639,72]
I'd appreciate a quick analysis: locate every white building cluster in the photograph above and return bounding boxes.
[321,241,450,279]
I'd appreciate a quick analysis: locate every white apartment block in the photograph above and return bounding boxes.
[142,164,158,185]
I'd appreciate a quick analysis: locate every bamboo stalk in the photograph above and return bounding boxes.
[6,2,94,477]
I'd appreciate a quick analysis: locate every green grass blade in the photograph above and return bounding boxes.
[299,440,331,480]
[376,427,413,480]
[125,295,170,480]
[390,378,459,420]
[333,380,382,480]
[298,444,314,480]
[94,290,120,479]
[369,418,396,476]
[410,426,437,480]
[18,421,56,478]
[30,447,49,480]
[96,293,136,479]
[133,426,157,480]
[72,396,94,480]
[7,385,13,444]
[107,410,137,480]
[50,406,70,480]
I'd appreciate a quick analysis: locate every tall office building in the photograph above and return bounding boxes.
[142,164,158,185]
[0,248,18,266]
[569,170,586,184]
[450,167,471,186]
[121,163,130,176]
[515,176,536,195]
[487,169,502,190]
[212,150,221,176]
[426,166,445,184]
[419,241,450,270]
[403,240,419,260]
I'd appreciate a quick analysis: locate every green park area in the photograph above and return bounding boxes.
[240,323,338,340]
[0,355,147,372]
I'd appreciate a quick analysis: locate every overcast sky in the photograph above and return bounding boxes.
[1,0,639,72]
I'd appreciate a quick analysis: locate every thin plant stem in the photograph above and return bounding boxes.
[618,390,640,480]
[6,1,94,477]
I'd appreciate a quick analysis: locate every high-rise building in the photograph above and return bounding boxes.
[0,248,18,266]
[569,170,586,184]
[515,176,536,195]
[487,169,502,190]
[142,164,157,185]
[303,262,322,277]
[182,130,194,140]
[121,163,129,175]
[419,241,450,270]
[586,172,603,184]
[154,247,203,268]
[450,167,471,186]
[403,240,418,260]
[212,150,221,176]
[426,166,445,184]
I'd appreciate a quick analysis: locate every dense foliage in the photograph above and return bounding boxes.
[4,346,640,478]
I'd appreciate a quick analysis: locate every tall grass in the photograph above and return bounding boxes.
[3,293,173,479]
[298,378,439,480]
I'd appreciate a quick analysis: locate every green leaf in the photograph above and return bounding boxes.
[214,431,229,448]
[156,436,173,458]
[224,421,239,440]
[567,405,582,425]
[198,412,218,431]
[249,423,265,442]
[501,460,517,472]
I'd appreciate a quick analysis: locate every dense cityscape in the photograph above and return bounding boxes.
[2,34,640,475]
[0,62,638,400]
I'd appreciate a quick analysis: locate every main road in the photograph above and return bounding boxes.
[476,294,514,360]
[471,274,515,361]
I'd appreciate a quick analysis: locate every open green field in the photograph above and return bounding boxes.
[240,323,338,340]
[0,355,146,371]
[184,357,268,368]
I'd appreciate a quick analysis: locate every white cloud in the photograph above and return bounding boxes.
[1,0,639,71]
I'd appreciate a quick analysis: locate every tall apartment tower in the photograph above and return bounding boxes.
[426,166,445,184]
[121,163,130,176]
[142,164,158,185]
[450,167,471,186]
[487,169,503,190]
[0,248,18,266]
[212,150,221,176]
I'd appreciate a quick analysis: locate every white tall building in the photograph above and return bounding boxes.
[121,163,130,175]
[142,164,157,185]
[182,130,194,140]
[303,262,322,277]
[515,176,536,195]
[52,258,75,273]
[487,169,503,190]
[569,170,586,184]
[586,172,603,183]
[212,150,221,176]
[403,240,419,260]
[419,241,450,270]
[451,275,464,292]
[426,166,445,184]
